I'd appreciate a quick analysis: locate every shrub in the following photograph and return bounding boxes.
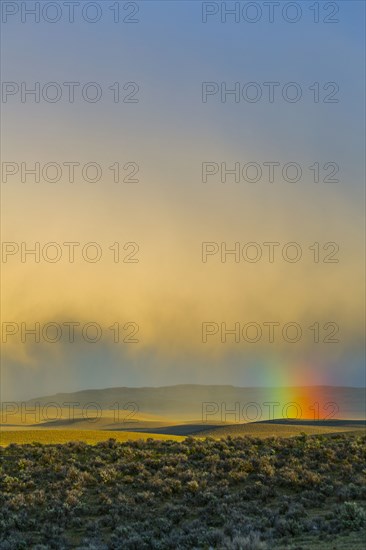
[338,501,366,530]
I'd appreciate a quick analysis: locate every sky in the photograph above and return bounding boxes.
[1,0,365,401]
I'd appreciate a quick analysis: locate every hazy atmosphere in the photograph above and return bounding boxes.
[1,1,365,403]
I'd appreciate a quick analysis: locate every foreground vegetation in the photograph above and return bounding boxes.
[0,433,365,549]
[0,430,183,447]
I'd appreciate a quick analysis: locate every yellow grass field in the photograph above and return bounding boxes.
[0,409,172,428]
[1,422,364,446]
[198,423,366,439]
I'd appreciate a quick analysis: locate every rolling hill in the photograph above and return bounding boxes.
[17,384,365,421]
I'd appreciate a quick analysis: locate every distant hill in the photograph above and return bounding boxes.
[21,385,366,421]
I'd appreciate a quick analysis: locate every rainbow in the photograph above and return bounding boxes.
[258,358,340,421]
